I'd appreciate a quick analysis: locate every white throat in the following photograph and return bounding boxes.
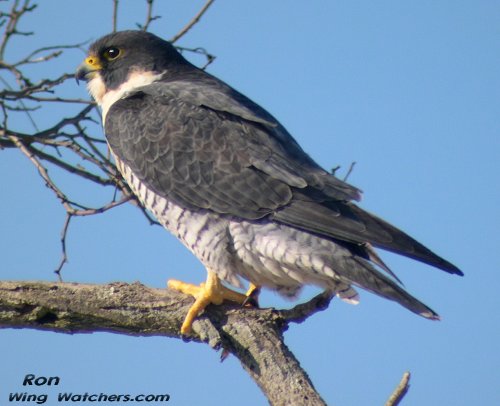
[87,70,163,125]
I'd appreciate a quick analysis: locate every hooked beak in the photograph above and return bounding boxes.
[75,55,102,84]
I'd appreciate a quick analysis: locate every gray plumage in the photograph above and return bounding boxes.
[77,31,463,321]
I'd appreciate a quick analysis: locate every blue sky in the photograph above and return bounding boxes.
[1,1,499,405]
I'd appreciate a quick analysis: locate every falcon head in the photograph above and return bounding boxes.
[76,30,190,108]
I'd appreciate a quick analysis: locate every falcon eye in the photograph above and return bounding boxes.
[103,47,121,60]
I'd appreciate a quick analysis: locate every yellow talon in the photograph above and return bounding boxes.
[244,283,261,307]
[167,280,205,297]
[245,282,260,297]
[168,270,249,335]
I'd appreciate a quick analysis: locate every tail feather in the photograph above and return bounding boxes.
[341,256,440,320]
[363,242,403,285]
[348,205,463,276]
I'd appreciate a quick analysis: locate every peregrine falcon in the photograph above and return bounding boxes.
[76,31,463,334]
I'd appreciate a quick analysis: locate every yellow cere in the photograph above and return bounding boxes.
[85,56,102,70]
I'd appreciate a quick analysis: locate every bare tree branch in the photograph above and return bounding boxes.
[0,280,327,406]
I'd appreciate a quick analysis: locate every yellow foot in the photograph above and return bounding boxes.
[243,283,261,307]
[168,270,248,335]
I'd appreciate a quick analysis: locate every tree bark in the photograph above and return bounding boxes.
[0,280,327,405]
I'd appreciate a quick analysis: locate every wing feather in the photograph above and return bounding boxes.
[105,91,293,217]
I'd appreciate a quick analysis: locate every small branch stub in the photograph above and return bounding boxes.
[386,371,411,406]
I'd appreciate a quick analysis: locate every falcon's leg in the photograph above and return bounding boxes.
[168,270,248,334]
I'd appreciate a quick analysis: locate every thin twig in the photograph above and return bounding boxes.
[23,143,115,186]
[54,213,71,281]
[343,161,356,182]
[112,0,119,32]
[13,42,87,67]
[8,135,72,211]
[137,0,160,31]
[53,195,133,278]
[385,371,411,406]
[0,0,37,59]
[0,73,75,100]
[330,165,341,176]
[170,0,215,43]
[34,104,95,138]
[0,67,39,130]
[176,45,216,70]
